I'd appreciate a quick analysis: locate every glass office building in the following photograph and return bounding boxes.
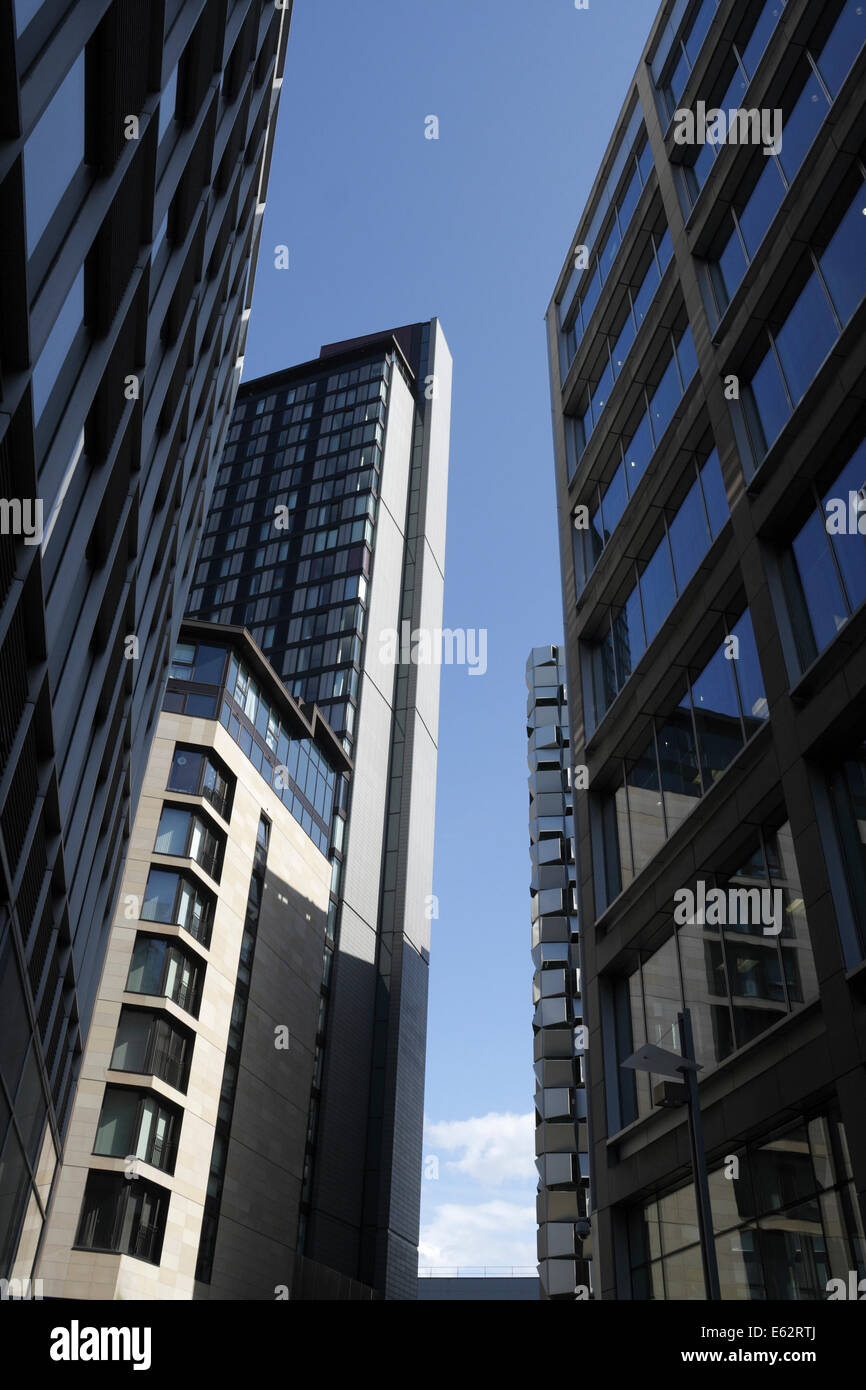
[0,0,290,1283]
[545,0,866,1298]
[186,320,453,1298]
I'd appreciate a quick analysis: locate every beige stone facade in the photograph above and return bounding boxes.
[37,691,334,1300]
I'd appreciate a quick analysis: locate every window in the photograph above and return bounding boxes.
[23,53,85,253]
[613,820,814,1125]
[773,274,838,408]
[13,0,45,34]
[93,1086,181,1174]
[817,0,866,98]
[827,747,866,964]
[110,1008,194,1093]
[669,0,790,214]
[155,805,223,879]
[168,746,233,819]
[737,170,866,467]
[781,438,866,670]
[557,112,657,378]
[31,269,84,422]
[126,935,204,1016]
[170,642,227,685]
[141,868,213,947]
[580,447,728,700]
[75,1171,169,1264]
[594,615,768,905]
[158,62,179,142]
[629,1110,862,1299]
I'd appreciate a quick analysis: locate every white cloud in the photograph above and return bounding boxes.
[419,1199,537,1270]
[424,1110,535,1186]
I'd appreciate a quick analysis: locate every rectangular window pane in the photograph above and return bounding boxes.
[658,707,701,836]
[777,71,829,185]
[818,179,866,327]
[817,0,866,97]
[613,586,646,685]
[669,478,710,593]
[791,511,849,653]
[158,63,178,141]
[617,166,641,229]
[141,869,178,923]
[774,273,838,406]
[192,645,226,685]
[94,1089,139,1158]
[127,937,167,996]
[155,807,190,856]
[737,159,785,259]
[601,463,628,537]
[676,325,698,385]
[711,221,748,313]
[690,643,744,787]
[611,307,636,377]
[639,540,677,642]
[23,54,85,252]
[627,740,666,873]
[730,610,768,733]
[648,354,680,444]
[700,449,728,537]
[31,269,84,422]
[825,439,866,613]
[632,258,660,328]
[168,749,203,794]
[745,344,790,458]
[623,412,654,492]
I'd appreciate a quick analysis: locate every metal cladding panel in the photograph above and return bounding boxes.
[418,319,451,574]
[527,645,590,1300]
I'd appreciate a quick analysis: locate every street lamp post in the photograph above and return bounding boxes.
[621,1006,721,1301]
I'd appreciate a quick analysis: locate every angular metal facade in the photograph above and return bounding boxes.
[527,645,591,1300]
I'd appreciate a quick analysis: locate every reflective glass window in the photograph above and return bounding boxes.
[737,159,785,259]
[825,441,866,612]
[700,450,728,536]
[649,354,680,444]
[730,609,768,732]
[624,412,654,491]
[640,541,677,643]
[23,54,85,253]
[777,70,829,184]
[745,344,790,457]
[774,273,838,406]
[613,587,645,686]
[601,463,628,539]
[32,268,84,422]
[818,179,866,327]
[817,0,866,97]
[791,512,848,652]
[669,478,709,593]
[627,742,666,873]
[690,643,743,786]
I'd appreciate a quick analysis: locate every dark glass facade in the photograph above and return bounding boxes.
[186,321,452,1299]
[0,0,290,1280]
[546,0,866,1299]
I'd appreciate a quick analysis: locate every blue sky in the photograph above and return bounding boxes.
[243,0,658,1268]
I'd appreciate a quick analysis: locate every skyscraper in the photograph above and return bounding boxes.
[0,0,290,1282]
[186,319,452,1298]
[526,645,591,1301]
[36,620,353,1301]
[545,0,866,1299]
